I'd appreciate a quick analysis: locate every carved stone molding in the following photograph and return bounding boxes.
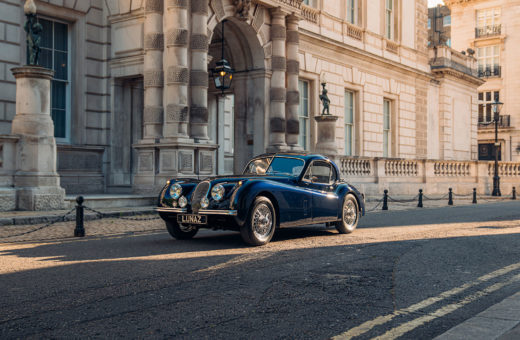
[234,0,252,20]
[166,29,189,46]
[144,70,164,88]
[271,56,286,71]
[286,30,299,44]
[270,117,286,132]
[190,106,209,123]
[167,66,189,84]
[190,34,209,50]
[144,106,163,123]
[271,24,286,40]
[270,87,286,102]
[145,0,164,13]
[286,60,299,74]
[286,118,299,134]
[286,90,299,105]
[191,0,209,14]
[166,104,189,122]
[144,33,164,50]
[210,0,225,20]
[190,70,209,87]
[166,0,188,8]
[178,152,193,172]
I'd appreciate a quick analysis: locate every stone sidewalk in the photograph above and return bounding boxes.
[435,291,520,340]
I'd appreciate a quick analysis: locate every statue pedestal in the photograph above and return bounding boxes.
[11,66,65,210]
[314,115,339,157]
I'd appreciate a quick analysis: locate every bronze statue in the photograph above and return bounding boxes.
[24,9,42,65]
[234,0,251,19]
[319,82,331,115]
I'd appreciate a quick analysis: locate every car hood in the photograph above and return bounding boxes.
[203,174,296,185]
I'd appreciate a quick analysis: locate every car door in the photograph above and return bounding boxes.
[301,161,339,222]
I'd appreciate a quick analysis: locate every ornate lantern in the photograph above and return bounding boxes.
[212,20,234,93]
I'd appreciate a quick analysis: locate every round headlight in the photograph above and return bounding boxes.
[200,197,209,209]
[211,184,225,201]
[169,183,182,199]
[178,196,187,208]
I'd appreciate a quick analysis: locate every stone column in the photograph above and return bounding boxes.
[163,0,189,139]
[268,8,288,151]
[142,0,164,141]
[189,0,210,141]
[314,115,339,158]
[286,14,301,150]
[11,66,65,210]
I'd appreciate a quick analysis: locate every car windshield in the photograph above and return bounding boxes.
[243,157,271,175]
[266,157,304,177]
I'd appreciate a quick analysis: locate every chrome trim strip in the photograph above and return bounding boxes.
[155,207,187,213]
[198,209,238,216]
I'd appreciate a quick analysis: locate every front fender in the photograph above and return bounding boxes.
[232,180,282,227]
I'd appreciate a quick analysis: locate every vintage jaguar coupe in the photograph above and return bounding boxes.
[156,153,365,246]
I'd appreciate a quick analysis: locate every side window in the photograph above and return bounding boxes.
[304,162,336,184]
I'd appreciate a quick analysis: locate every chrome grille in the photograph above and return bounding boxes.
[191,181,210,204]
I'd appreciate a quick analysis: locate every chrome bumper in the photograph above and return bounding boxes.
[155,207,237,216]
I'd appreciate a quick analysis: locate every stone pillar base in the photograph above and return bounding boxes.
[17,186,65,211]
[314,115,339,156]
[0,188,16,211]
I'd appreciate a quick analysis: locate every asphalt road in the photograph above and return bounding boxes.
[1,201,520,339]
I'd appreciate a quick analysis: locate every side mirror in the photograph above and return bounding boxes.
[311,176,318,183]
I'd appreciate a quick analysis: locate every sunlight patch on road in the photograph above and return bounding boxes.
[332,262,520,339]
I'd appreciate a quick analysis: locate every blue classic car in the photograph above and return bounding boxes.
[156,153,365,245]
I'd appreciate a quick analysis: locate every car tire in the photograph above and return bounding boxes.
[240,196,276,246]
[165,219,199,240]
[335,194,359,234]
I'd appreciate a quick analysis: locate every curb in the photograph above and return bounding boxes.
[434,292,520,340]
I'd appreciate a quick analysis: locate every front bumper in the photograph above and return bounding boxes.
[155,207,237,216]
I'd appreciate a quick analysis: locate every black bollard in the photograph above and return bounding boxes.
[448,188,453,206]
[382,189,389,210]
[472,188,477,204]
[74,196,85,237]
[418,189,423,208]
[513,187,517,200]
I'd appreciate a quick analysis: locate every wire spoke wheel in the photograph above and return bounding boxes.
[241,196,276,246]
[252,203,273,241]
[336,194,359,234]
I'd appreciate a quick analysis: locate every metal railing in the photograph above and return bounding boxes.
[475,24,501,38]
[479,115,511,128]
[478,65,501,78]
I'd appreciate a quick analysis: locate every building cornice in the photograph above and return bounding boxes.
[431,67,485,86]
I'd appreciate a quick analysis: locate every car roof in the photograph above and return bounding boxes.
[251,152,329,162]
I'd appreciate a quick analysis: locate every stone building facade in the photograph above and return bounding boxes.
[0,0,488,203]
[446,0,520,162]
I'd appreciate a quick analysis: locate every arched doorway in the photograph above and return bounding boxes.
[208,17,267,174]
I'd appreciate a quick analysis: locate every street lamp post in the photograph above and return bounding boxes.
[492,98,504,196]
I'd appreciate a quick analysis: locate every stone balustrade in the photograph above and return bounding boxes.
[337,156,520,197]
[345,22,363,41]
[385,159,418,177]
[434,161,472,177]
[385,39,399,54]
[488,162,520,177]
[301,4,319,23]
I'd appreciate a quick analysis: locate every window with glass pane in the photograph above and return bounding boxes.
[443,15,451,27]
[298,80,310,150]
[345,91,354,156]
[347,0,357,25]
[478,91,499,123]
[386,0,394,40]
[383,99,391,157]
[39,18,69,139]
[477,45,500,75]
[476,8,501,29]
